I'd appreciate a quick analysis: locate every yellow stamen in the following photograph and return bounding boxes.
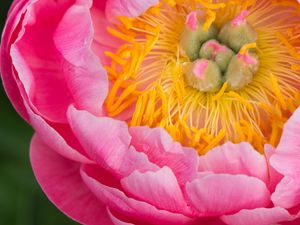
[203,10,216,31]
[212,82,228,101]
[270,73,287,111]
[239,43,257,55]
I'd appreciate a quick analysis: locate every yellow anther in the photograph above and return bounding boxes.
[270,73,287,111]
[107,27,135,42]
[276,32,300,59]
[203,10,216,31]
[212,82,228,101]
[164,0,176,7]
[117,16,133,29]
[239,43,257,55]
[196,0,226,9]
[226,91,253,110]
[104,51,128,66]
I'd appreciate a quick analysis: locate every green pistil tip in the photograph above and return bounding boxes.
[181,10,259,92]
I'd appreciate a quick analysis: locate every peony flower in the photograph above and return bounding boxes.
[2,0,300,224]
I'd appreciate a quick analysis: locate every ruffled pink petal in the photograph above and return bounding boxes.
[121,167,191,215]
[0,0,32,122]
[10,0,107,123]
[272,176,300,209]
[270,107,300,209]
[30,134,114,225]
[186,174,270,216]
[105,0,159,19]
[54,0,108,117]
[129,127,198,185]
[67,106,158,177]
[198,142,268,183]
[221,207,294,225]
[271,107,300,176]
[25,101,91,163]
[81,165,195,225]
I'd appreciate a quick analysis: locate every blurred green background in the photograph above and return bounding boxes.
[0,1,77,225]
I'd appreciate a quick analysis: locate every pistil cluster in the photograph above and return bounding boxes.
[181,10,259,92]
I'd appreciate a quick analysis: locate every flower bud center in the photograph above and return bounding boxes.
[180,10,259,92]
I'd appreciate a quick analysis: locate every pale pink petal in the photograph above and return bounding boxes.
[10,0,107,123]
[198,142,268,183]
[54,1,108,116]
[30,134,114,225]
[221,207,294,225]
[272,176,300,209]
[270,107,300,209]
[129,127,198,185]
[67,106,158,177]
[91,1,122,65]
[186,174,270,216]
[121,167,191,215]
[81,165,195,225]
[264,145,283,192]
[271,107,300,176]
[105,0,159,19]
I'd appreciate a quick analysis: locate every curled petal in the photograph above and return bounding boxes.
[198,142,268,183]
[10,0,107,123]
[121,167,191,215]
[30,134,113,225]
[221,207,294,225]
[68,106,158,177]
[271,107,300,176]
[129,127,199,185]
[272,176,300,209]
[81,165,195,225]
[186,174,270,216]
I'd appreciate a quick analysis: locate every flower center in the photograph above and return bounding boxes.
[180,10,259,92]
[103,0,300,154]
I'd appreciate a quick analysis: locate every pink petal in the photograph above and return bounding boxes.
[0,0,33,122]
[81,165,195,225]
[272,176,300,209]
[129,127,198,185]
[67,106,158,177]
[198,142,268,183]
[107,209,135,225]
[91,1,122,65]
[270,107,300,209]
[121,167,191,215]
[186,174,270,216]
[264,145,283,192]
[105,0,159,19]
[281,218,300,225]
[54,1,108,116]
[10,0,107,123]
[271,107,300,176]
[221,207,294,225]
[30,134,113,225]
[25,102,91,163]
